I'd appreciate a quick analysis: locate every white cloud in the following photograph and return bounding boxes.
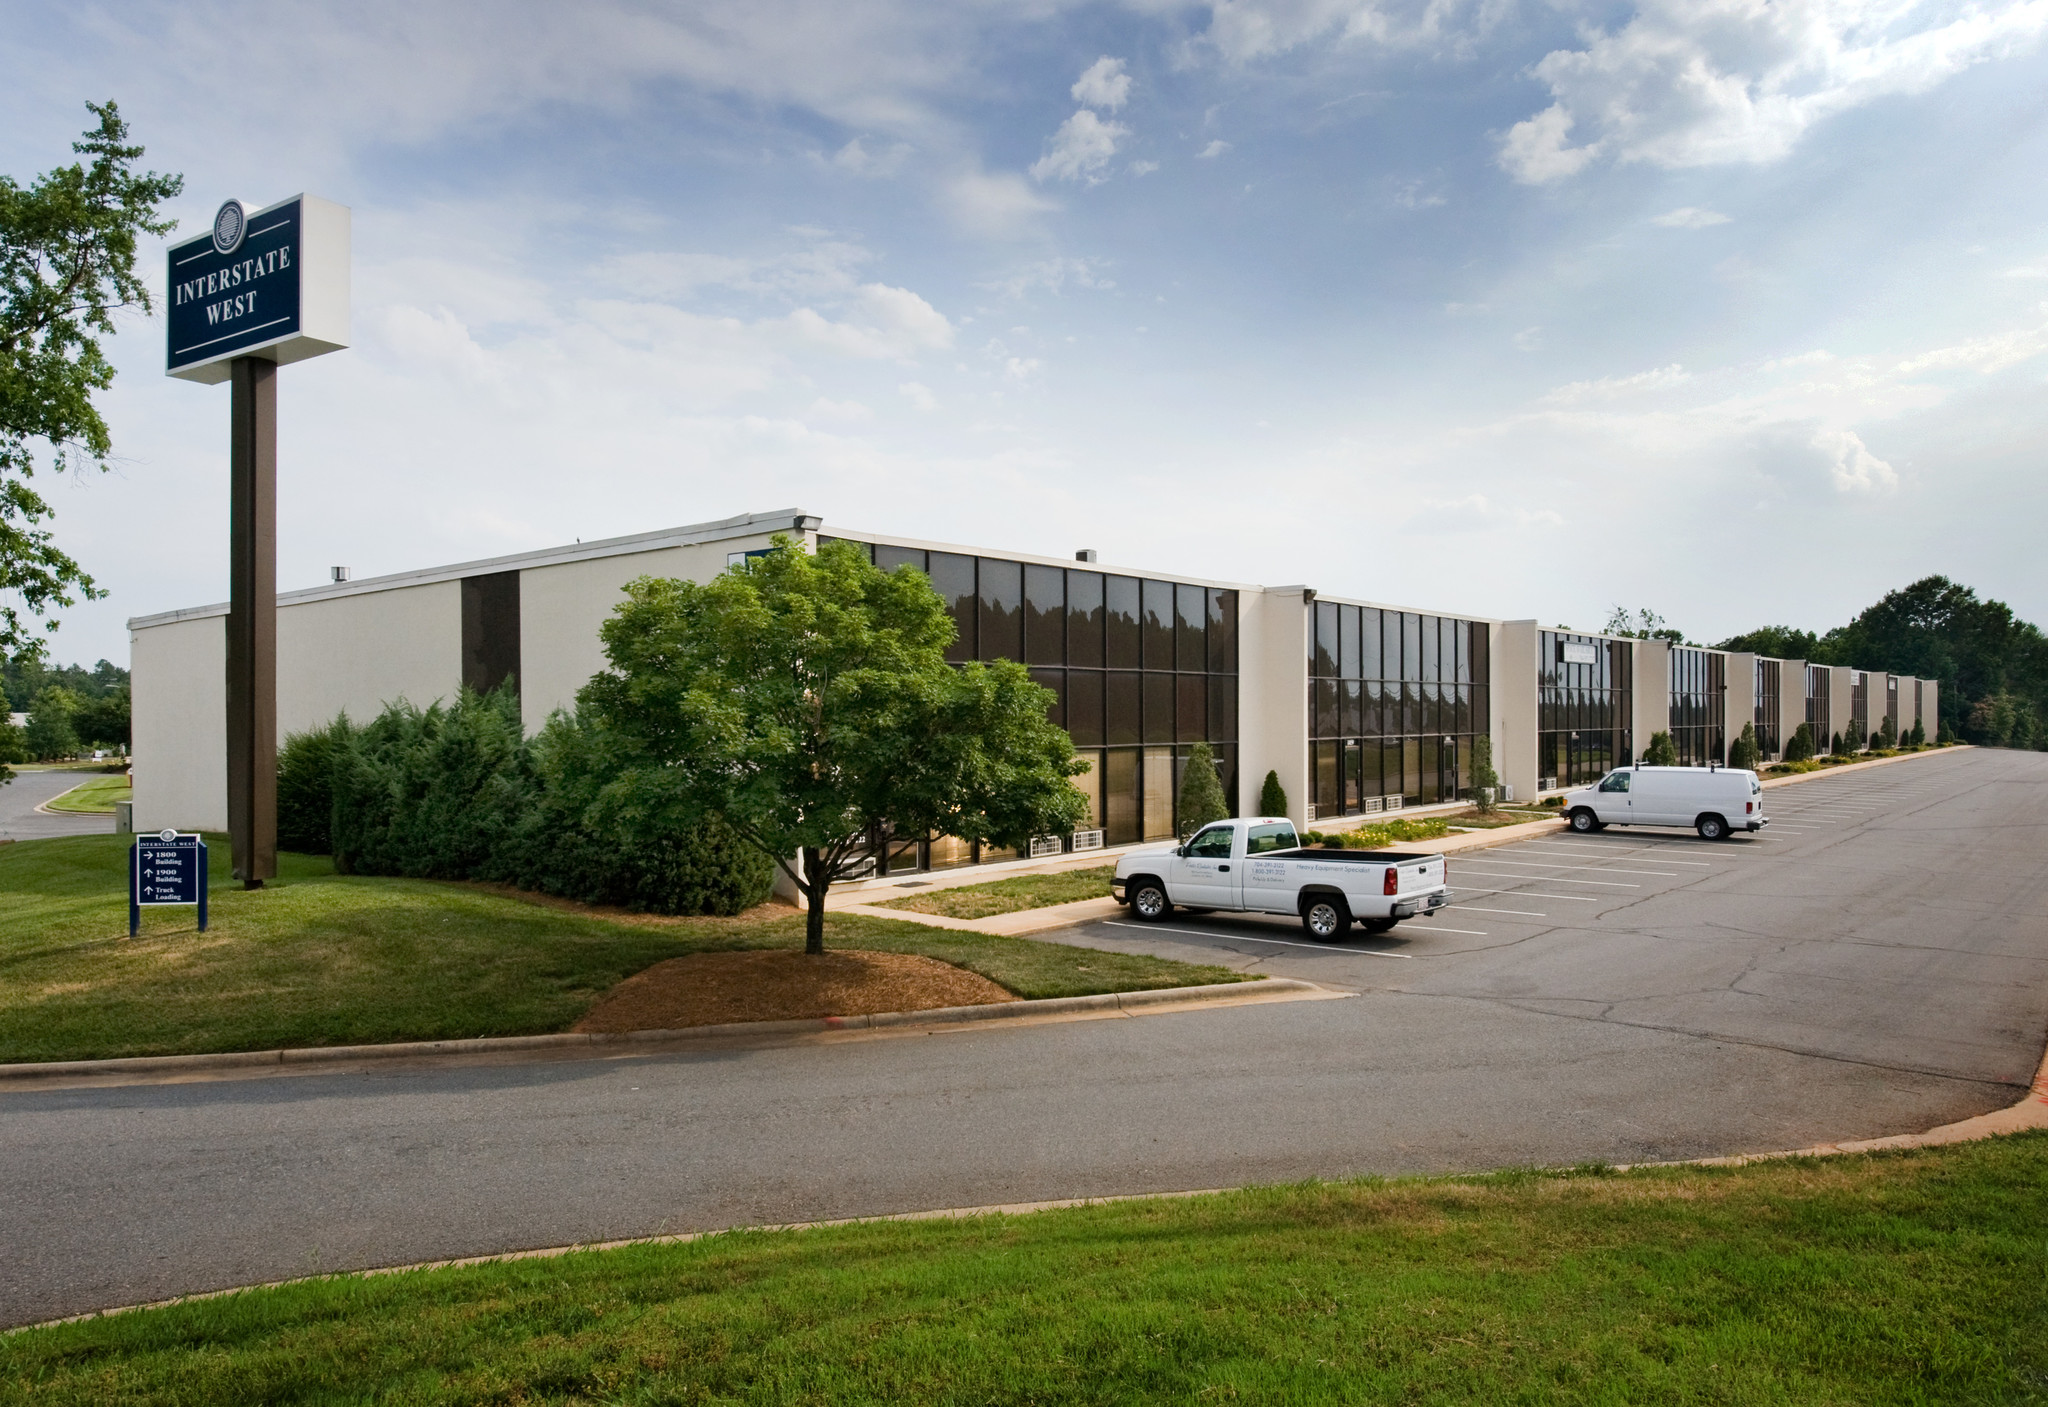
[830,137,910,176]
[980,257,1115,299]
[1005,356,1043,381]
[1813,427,1898,493]
[1032,109,1132,183]
[1197,139,1232,159]
[1513,325,1543,351]
[1072,55,1132,110]
[898,381,939,411]
[1192,0,1502,64]
[1500,0,2048,184]
[1540,364,1691,404]
[1128,158,1161,176]
[942,167,1059,236]
[1393,179,1447,209]
[1651,207,1732,228]
[807,397,873,421]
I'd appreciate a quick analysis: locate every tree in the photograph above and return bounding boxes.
[1844,717,1866,752]
[0,710,23,783]
[1176,742,1228,838]
[23,684,79,759]
[1257,769,1288,818]
[1469,733,1500,812]
[1785,722,1815,763]
[1831,731,1844,755]
[581,537,1089,955]
[1603,606,1690,645]
[1643,731,1678,766]
[1729,722,1760,771]
[73,684,127,750]
[1909,719,1925,747]
[1714,625,1821,659]
[2,103,182,661]
[1877,714,1897,749]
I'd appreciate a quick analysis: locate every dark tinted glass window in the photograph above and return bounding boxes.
[1382,612,1401,680]
[1314,600,1338,677]
[1454,620,1469,683]
[1208,590,1238,672]
[1176,583,1205,672]
[1339,604,1359,679]
[1315,678,1339,737]
[1024,565,1065,666]
[1106,671,1141,745]
[1402,613,1422,682]
[1067,670,1104,746]
[1341,680,1362,736]
[1208,676,1237,744]
[1144,672,1175,742]
[876,544,926,575]
[1142,579,1174,670]
[928,553,976,664]
[1422,615,1440,682]
[1068,571,1104,668]
[1177,675,1206,742]
[1105,577,1140,668]
[978,558,1023,662]
[1028,668,1064,729]
[1362,609,1383,681]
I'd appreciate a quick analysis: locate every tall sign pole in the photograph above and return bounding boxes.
[168,195,349,888]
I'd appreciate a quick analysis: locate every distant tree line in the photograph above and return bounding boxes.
[0,653,129,766]
[1717,576,2048,751]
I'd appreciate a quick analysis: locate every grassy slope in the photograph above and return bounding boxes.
[5,1136,2044,1403]
[41,775,130,813]
[0,836,1244,1064]
[875,864,1114,918]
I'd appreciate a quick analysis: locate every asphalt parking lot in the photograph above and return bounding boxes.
[3,747,2042,1328]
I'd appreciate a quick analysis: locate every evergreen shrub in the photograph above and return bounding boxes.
[1176,742,1229,838]
[1785,722,1815,763]
[1729,722,1760,771]
[1644,731,1679,766]
[276,719,351,855]
[1257,769,1288,818]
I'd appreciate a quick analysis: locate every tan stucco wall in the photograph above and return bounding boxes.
[1236,587,1310,824]
[1774,658,1805,757]
[517,532,786,733]
[1494,621,1538,802]
[277,581,462,736]
[1829,665,1856,748]
[1632,638,1672,763]
[131,614,227,833]
[1726,651,1758,752]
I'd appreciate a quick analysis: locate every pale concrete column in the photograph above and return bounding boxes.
[1776,659,1806,757]
[1632,638,1672,760]
[1238,585,1312,825]
[1829,665,1855,750]
[1494,620,1538,803]
[1726,651,1758,753]
[1926,680,1940,739]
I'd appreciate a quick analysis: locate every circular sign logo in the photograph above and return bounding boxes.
[211,199,247,256]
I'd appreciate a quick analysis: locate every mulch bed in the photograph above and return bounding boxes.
[571,949,1019,1032]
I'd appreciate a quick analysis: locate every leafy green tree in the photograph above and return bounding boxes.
[1729,722,1760,771]
[1257,769,1288,818]
[1844,717,1866,752]
[1469,734,1500,812]
[1643,731,1679,766]
[73,684,127,750]
[1908,719,1925,747]
[1176,742,1229,838]
[2,103,181,660]
[1713,625,1821,659]
[1785,722,1815,763]
[1603,607,1690,645]
[0,709,23,783]
[23,684,78,759]
[581,537,1088,954]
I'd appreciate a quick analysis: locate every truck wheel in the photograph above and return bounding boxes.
[1129,879,1172,921]
[1302,897,1351,941]
[1569,808,1603,833]
[1359,916,1399,935]
[1696,814,1728,841]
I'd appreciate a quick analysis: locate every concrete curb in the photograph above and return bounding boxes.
[0,978,1334,1089]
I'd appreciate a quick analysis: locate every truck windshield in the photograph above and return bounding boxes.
[1246,822,1298,854]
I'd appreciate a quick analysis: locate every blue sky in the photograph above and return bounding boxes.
[7,0,2048,668]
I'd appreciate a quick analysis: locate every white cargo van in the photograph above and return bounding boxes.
[1560,764,1766,840]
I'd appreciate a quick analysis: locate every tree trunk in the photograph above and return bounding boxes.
[802,845,827,955]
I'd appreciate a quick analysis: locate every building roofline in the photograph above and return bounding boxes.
[127,507,816,632]
[821,523,1266,594]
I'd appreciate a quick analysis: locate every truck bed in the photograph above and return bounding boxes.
[1271,847,1446,864]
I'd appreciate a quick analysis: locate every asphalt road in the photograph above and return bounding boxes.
[0,767,113,843]
[4,747,2044,1328]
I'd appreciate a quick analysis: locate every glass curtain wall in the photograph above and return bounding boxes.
[1668,648,1727,766]
[825,540,1239,868]
[1307,603,1488,819]
[1538,632,1633,788]
[1806,665,1832,752]
[1755,659,1781,757]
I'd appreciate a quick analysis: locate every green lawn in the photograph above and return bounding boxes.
[0,835,1246,1064]
[41,774,130,814]
[7,1135,2043,1402]
[874,863,1114,918]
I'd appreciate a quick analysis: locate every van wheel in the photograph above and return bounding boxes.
[1569,808,1603,833]
[1302,898,1351,941]
[1696,814,1728,841]
[1129,879,1172,921]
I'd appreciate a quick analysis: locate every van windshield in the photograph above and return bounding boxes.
[1247,823,1299,854]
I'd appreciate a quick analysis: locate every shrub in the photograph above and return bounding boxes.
[1176,742,1229,838]
[276,718,354,854]
[1302,817,1450,850]
[327,687,772,916]
[1644,731,1679,766]
[1729,722,1760,771]
[1257,769,1288,818]
[1469,735,1499,813]
[1830,731,1844,755]
[1785,722,1815,763]
[1908,719,1926,747]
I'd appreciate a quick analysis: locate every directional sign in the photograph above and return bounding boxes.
[166,194,350,384]
[131,831,209,936]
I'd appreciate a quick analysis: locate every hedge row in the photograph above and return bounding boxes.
[276,686,774,917]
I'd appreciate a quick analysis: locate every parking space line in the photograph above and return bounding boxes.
[1454,870,1640,887]
[1450,886,1599,902]
[1463,860,1678,877]
[1103,921,1417,955]
[1518,847,1714,867]
[1454,906,1547,917]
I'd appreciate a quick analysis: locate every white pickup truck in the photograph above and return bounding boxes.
[1111,816,1451,940]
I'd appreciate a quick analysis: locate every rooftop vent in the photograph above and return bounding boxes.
[1075,548,1098,562]
[331,566,351,583]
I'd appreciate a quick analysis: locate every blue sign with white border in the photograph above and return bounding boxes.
[165,193,351,384]
[131,830,208,936]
